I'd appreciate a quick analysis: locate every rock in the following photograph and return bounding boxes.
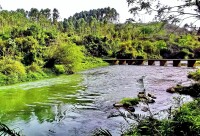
[141,107,149,112]
[138,91,145,94]
[123,103,130,108]
[138,94,147,99]
[147,93,157,99]
[107,111,120,118]
[127,106,135,112]
[148,98,155,103]
[166,87,176,93]
[140,98,148,102]
[113,103,123,107]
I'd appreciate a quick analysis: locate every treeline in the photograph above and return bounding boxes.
[0,7,200,85]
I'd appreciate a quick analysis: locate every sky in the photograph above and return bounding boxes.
[0,0,199,26]
[0,0,133,23]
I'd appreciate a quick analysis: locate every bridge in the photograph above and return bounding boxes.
[103,59,199,67]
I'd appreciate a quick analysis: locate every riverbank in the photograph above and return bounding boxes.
[0,57,108,86]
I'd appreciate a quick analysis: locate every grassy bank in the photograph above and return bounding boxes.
[0,57,108,86]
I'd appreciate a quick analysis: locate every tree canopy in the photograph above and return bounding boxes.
[0,6,199,85]
[126,0,200,30]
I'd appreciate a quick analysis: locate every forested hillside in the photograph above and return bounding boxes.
[0,7,199,85]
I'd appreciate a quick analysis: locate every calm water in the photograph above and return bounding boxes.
[0,65,196,136]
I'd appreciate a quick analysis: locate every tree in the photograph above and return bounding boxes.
[126,0,200,32]
[28,8,40,21]
[16,9,27,17]
[40,8,51,20]
[53,8,59,24]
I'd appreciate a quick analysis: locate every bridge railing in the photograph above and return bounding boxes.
[103,59,199,67]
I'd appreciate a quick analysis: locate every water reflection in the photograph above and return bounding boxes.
[0,74,91,125]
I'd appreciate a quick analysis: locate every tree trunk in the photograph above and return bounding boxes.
[197,27,200,36]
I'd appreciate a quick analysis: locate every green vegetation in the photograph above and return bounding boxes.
[188,69,200,81]
[0,6,199,85]
[124,98,200,136]
[120,97,140,106]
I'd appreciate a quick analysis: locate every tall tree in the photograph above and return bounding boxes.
[16,8,27,17]
[28,8,39,21]
[40,8,51,20]
[53,8,59,24]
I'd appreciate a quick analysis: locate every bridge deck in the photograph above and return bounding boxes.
[103,59,200,67]
[103,59,200,61]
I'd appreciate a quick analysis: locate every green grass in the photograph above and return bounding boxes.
[120,97,140,106]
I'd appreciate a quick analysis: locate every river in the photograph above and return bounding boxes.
[0,65,196,136]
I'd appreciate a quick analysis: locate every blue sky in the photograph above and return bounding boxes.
[0,0,133,23]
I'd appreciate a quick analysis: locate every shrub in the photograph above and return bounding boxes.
[54,65,65,74]
[26,62,42,73]
[172,99,200,135]
[46,42,84,73]
[0,73,7,85]
[188,69,200,81]
[124,99,200,136]
[154,40,167,50]
[0,58,26,84]
[143,40,156,55]
[26,72,47,81]
[0,58,26,76]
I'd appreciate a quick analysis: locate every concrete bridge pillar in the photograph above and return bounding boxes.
[112,60,119,65]
[173,60,181,67]
[104,60,118,65]
[127,60,135,65]
[118,60,126,65]
[135,60,144,65]
[160,60,167,66]
[148,60,155,66]
[187,60,196,67]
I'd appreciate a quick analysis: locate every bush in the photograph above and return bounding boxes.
[0,73,7,85]
[0,58,26,76]
[26,71,48,81]
[26,63,42,73]
[0,58,26,84]
[124,99,200,136]
[188,69,200,81]
[48,42,84,73]
[172,99,200,135]
[54,65,65,74]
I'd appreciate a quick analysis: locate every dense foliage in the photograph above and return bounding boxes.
[0,6,199,85]
[124,98,200,136]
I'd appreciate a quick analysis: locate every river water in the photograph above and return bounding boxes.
[0,65,196,136]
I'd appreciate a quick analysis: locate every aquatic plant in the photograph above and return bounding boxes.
[120,97,140,106]
[0,123,21,136]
